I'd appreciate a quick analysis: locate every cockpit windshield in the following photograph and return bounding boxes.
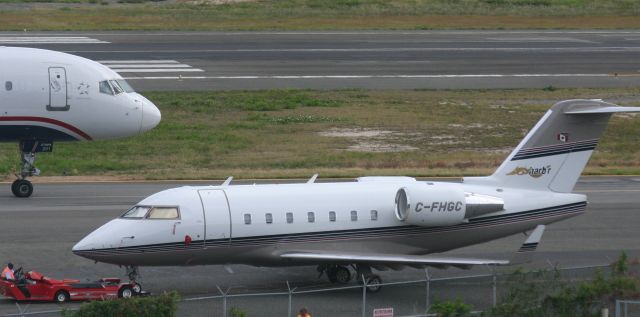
[115,79,135,93]
[121,206,150,218]
[99,79,135,96]
[110,80,124,94]
[120,206,180,220]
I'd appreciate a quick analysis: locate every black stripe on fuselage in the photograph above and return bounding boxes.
[0,125,78,142]
[73,202,586,257]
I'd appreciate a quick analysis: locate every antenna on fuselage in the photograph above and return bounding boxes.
[222,176,233,186]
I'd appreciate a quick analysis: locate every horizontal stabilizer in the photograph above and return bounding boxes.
[510,225,546,265]
[280,251,508,270]
[564,104,640,114]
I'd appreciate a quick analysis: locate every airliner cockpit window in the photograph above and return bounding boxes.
[146,207,180,219]
[121,206,150,218]
[99,80,114,95]
[110,80,124,94]
[115,79,135,93]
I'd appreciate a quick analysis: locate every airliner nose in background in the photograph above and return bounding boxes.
[0,47,162,198]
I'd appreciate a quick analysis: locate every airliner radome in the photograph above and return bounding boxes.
[74,99,638,292]
[0,47,161,197]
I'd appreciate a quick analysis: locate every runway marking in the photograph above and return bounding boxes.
[123,73,619,80]
[0,36,108,44]
[97,60,179,64]
[485,37,596,43]
[27,195,145,199]
[66,46,640,54]
[99,60,204,73]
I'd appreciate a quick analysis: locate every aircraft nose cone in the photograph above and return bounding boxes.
[141,99,161,133]
[72,234,95,254]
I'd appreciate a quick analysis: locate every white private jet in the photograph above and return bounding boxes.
[0,47,161,197]
[73,99,639,292]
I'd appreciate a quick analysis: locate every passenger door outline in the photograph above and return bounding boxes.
[197,189,232,248]
[47,67,69,111]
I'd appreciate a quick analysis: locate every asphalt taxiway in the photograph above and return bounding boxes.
[0,177,638,315]
[1,31,640,90]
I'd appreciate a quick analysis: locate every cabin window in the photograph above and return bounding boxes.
[286,212,293,224]
[265,213,273,224]
[99,80,114,95]
[370,210,378,221]
[121,206,151,219]
[308,212,315,223]
[329,211,336,222]
[244,213,252,225]
[146,207,179,219]
[5,81,12,91]
[351,210,358,221]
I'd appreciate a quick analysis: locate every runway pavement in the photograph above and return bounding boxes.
[0,176,638,315]
[1,31,640,90]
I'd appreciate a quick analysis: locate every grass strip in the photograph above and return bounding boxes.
[0,0,639,31]
[2,88,640,180]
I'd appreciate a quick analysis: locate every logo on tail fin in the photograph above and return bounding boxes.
[557,132,569,143]
[506,165,552,178]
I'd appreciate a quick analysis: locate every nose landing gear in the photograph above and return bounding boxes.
[125,266,143,294]
[11,141,51,198]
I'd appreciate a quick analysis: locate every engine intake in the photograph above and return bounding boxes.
[394,183,504,227]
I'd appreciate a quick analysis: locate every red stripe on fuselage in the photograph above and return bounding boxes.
[0,116,93,141]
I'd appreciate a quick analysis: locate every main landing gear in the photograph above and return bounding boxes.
[11,141,52,198]
[318,264,382,293]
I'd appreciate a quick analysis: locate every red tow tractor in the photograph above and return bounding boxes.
[0,267,142,302]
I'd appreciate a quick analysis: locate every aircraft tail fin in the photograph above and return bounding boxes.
[466,99,640,193]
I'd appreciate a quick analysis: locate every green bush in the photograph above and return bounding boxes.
[62,291,180,317]
[430,298,473,317]
[229,306,247,317]
[484,252,639,317]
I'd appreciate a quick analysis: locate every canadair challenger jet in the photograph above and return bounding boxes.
[0,47,161,197]
[74,99,638,292]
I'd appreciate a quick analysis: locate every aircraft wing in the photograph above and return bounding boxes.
[280,225,546,270]
[280,251,508,269]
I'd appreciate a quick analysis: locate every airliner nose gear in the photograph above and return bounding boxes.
[12,141,50,198]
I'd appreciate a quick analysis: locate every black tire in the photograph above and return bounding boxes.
[10,180,18,196]
[131,283,142,294]
[54,290,69,303]
[334,266,351,284]
[365,275,382,293]
[326,267,338,283]
[119,286,133,298]
[12,179,33,198]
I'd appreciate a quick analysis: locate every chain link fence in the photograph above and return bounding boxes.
[2,263,630,317]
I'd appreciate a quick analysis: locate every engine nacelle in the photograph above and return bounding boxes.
[394,183,504,227]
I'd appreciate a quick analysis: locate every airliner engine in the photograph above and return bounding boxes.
[394,183,504,227]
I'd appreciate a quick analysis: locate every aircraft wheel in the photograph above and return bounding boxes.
[54,290,69,303]
[11,180,18,196]
[132,282,142,294]
[333,266,351,284]
[326,267,338,283]
[119,286,133,298]
[365,275,382,293]
[12,179,33,198]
